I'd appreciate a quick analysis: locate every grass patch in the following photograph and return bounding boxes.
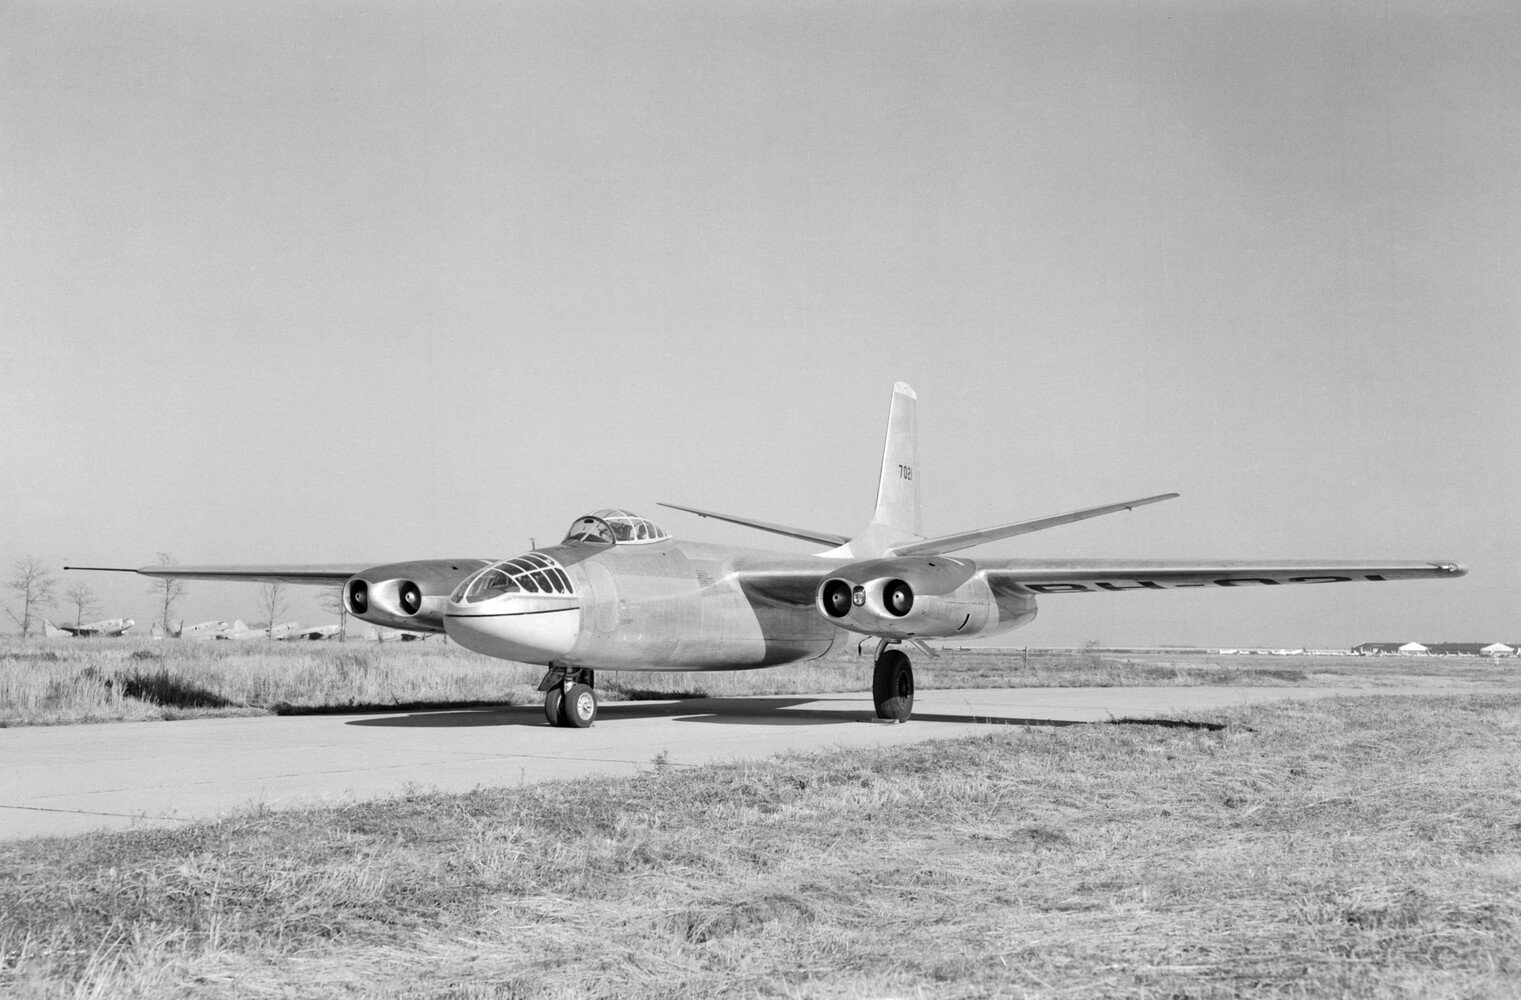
[113,669,235,710]
[0,637,1515,727]
[1,694,1517,997]
[0,638,545,726]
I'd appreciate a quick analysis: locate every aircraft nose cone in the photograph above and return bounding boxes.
[444,596,582,663]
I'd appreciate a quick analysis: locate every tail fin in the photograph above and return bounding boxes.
[873,382,921,537]
[43,619,66,638]
[831,382,924,558]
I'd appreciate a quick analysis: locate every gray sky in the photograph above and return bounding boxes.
[3,2,1516,646]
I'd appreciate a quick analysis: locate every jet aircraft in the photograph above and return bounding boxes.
[69,384,1465,727]
[44,617,134,638]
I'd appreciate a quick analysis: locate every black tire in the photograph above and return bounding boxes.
[563,683,597,728]
[872,648,914,722]
[544,687,565,727]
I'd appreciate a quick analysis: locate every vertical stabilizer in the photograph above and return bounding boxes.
[874,382,921,537]
[829,382,925,558]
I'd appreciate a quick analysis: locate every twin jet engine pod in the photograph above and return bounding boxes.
[816,557,998,639]
[341,559,491,633]
[344,576,425,629]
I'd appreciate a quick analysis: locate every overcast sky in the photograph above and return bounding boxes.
[3,2,1516,647]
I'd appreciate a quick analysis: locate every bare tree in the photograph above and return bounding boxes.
[318,585,349,642]
[147,552,188,633]
[258,581,288,639]
[7,557,57,638]
[64,582,100,627]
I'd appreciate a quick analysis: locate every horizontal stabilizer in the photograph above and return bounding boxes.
[657,502,849,548]
[888,493,1179,557]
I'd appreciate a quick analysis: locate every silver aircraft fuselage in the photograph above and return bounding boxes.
[443,536,1038,672]
[445,538,841,670]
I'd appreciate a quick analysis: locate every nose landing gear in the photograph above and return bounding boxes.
[539,666,597,727]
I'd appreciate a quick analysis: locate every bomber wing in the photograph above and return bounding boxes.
[657,502,850,547]
[887,494,1179,557]
[979,559,1466,596]
[725,556,838,607]
[66,564,372,586]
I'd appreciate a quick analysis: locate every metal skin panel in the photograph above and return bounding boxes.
[571,540,840,670]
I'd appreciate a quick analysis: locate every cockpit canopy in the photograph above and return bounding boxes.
[562,508,669,545]
[453,551,574,604]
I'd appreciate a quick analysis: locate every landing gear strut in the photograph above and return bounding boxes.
[872,641,914,722]
[539,666,597,728]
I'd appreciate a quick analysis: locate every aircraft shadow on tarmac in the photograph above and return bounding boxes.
[343,696,1110,730]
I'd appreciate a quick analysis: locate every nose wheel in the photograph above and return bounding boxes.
[539,666,597,728]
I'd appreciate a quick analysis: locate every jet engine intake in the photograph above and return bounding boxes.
[398,580,422,616]
[346,579,369,615]
[820,579,853,619]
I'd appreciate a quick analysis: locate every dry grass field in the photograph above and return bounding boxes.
[2,636,1514,727]
[0,693,1516,998]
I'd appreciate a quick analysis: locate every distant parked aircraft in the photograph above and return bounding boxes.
[44,617,134,638]
[279,624,343,641]
[173,620,230,639]
[368,626,428,642]
[216,620,300,640]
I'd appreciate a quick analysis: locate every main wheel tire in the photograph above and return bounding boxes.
[872,648,914,722]
[563,683,597,728]
[544,687,566,727]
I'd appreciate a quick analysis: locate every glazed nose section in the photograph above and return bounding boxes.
[445,561,581,662]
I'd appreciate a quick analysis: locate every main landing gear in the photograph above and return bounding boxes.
[539,666,597,728]
[872,641,915,722]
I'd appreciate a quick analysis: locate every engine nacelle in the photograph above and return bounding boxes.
[343,559,491,633]
[816,557,1034,640]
